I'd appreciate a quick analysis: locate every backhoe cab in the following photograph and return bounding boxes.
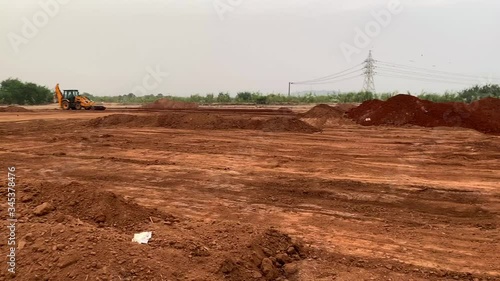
[55,84,106,110]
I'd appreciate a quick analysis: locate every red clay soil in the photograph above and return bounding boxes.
[87,113,321,133]
[332,103,358,113]
[2,113,499,280]
[261,117,320,133]
[143,98,199,110]
[300,104,345,119]
[299,104,356,129]
[0,106,31,112]
[220,229,306,281]
[30,181,176,231]
[10,181,176,280]
[346,99,384,118]
[347,94,500,134]
[9,181,306,281]
[277,107,294,113]
[467,97,500,134]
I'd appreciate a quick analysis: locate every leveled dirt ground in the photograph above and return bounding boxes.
[0,106,499,281]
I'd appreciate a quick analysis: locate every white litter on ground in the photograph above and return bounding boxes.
[132,231,152,244]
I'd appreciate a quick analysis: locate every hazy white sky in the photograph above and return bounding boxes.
[1,0,499,96]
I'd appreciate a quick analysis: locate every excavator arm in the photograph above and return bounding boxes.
[55,83,63,108]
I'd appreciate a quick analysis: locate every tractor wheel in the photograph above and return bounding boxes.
[62,101,70,110]
[75,103,82,110]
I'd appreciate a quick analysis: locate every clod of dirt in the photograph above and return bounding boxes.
[0,106,32,112]
[283,262,299,276]
[260,257,279,279]
[58,255,81,269]
[23,233,34,242]
[219,229,307,281]
[347,95,500,134]
[143,98,199,109]
[33,202,53,216]
[220,259,237,274]
[88,113,321,133]
[275,253,292,264]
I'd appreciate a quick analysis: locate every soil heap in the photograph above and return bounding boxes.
[219,229,306,281]
[299,104,356,128]
[467,97,500,134]
[0,106,31,112]
[347,94,500,134]
[300,104,345,119]
[88,112,321,133]
[143,98,198,109]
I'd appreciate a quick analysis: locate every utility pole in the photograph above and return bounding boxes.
[362,50,376,93]
[288,82,292,97]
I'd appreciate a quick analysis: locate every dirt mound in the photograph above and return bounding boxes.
[347,99,384,120]
[88,113,321,133]
[11,179,309,281]
[299,104,356,128]
[28,181,175,230]
[220,229,306,281]
[143,98,198,109]
[261,117,321,133]
[347,95,500,134]
[88,114,139,126]
[277,107,294,113]
[10,183,177,280]
[0,105,31,112]
[300,104,345,119]
[333,103,358,113]
[467,97,500,134]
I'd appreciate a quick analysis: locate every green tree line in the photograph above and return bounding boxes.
[1,78,499,106]
[87,85,499,105]
[0,78,53,105]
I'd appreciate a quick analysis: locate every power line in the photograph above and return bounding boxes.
[376,67,488,84]
[377,73,474,86]
[291,62,364,84]
[292,68,364,85]
[377,60,500,81]
[293,74,363,85]
[288,52,498,96]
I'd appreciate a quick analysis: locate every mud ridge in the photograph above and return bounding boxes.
[87,113,321,133]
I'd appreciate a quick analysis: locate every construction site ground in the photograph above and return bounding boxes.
[0,105,499,281]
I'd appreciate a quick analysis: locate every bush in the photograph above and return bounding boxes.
[458,84,500,103]
[236,92,252,102]
[217,92,231,103]
[0,78,52,105]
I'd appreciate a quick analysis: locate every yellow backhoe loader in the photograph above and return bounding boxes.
[55,84,106,110]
